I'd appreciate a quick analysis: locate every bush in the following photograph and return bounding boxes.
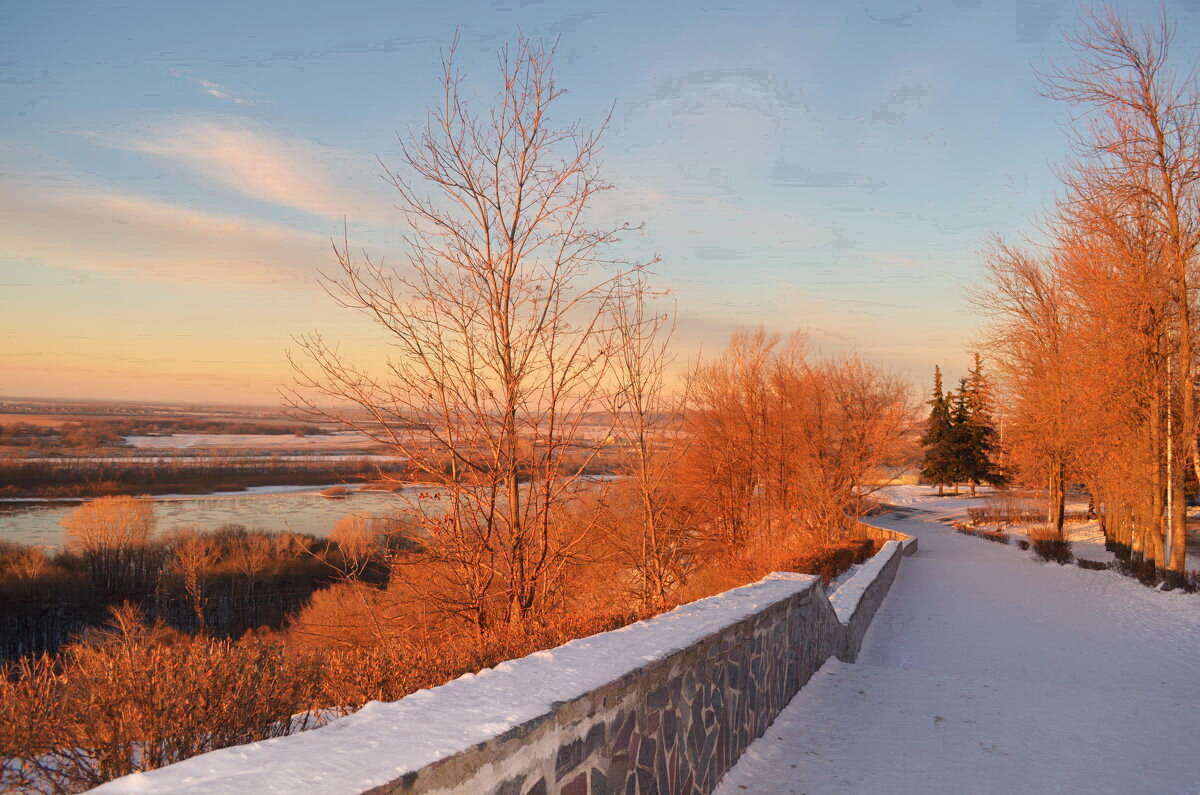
[1,523,892,791]
[1076,558,1110,571]
[0,605,323,793]
[953,524,1010,544]
[966,506,1090,526]
[1031,539,1073,565]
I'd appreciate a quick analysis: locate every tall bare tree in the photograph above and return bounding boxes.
[1040,5,1200,576]
[972,238,1076,538]
[288,36,647,629]
[599,272,702,608]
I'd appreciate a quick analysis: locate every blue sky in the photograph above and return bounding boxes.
[3,0,1197,403]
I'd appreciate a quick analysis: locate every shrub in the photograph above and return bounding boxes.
[0,605,322,793]
[966,506,1090,526]
[0,521,893,791]
[1028,526,1074,565]
[954,524,1010,544]
[1076,558,1110,571]
[1031,538,1074,565]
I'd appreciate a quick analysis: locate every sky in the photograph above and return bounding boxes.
[4,0,1200,405]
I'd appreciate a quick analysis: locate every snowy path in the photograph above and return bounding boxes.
[716,492,1200,794]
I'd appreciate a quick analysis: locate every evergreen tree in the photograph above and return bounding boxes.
[954,355,1003,495]
[948,377,973,494]
[920,366,956,495]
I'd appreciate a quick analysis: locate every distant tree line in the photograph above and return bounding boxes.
[0,456,411,499]
[0,418,329,452]
[0,496,420,660]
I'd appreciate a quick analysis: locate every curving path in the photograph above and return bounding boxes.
[715,491,1200,794]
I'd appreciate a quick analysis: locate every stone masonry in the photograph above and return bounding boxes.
[96,533,914,795]
[375,541,911,795]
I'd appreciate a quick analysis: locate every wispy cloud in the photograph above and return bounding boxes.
[770,160,888,191]
[110,120,389,222]
[0,180,328,283]
[636,68,808,120]
[197,79,252,105]
[169,69,256,105]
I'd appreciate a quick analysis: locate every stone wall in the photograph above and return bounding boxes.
[830,540,904,663]
[855,519,918,556]
[98,529,916,795]
[398,573,844,795]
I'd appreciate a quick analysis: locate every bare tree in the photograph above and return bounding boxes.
[1040,5,1200,576]
[685,329,913,550]
[288,35,647,630]
[599,272,701,608]
[169,529,219,633]
[61,495,157,593]
[972,238,1077,539]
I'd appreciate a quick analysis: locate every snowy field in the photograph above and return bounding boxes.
[717,493,1200,794]
[124,432,378,450]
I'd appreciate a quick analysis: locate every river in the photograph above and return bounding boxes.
[0,485,434,547]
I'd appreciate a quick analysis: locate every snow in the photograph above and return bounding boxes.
[123,433,377,450]
[94,572,820,794]
[827,540,901,624]
[828,562,862,592]
[0,484,372,504]
[716,496,1200,794]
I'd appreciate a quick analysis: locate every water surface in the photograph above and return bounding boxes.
[0,485,432,547]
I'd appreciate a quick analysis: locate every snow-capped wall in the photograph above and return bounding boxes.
[855,520,919,556]
[97,534,915,795]
[830,540,904,663]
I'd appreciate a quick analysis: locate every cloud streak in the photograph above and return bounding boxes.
[0,180,328,283]
[197,79,252,105]
[113,120,390,222]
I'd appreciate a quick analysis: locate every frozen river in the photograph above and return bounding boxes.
[0,485,433,547]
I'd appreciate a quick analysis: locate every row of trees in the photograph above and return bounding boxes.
[920,356,1002,496]
[973,6,1198,582]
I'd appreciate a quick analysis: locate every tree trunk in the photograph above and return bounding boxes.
[1050,460,1066,539]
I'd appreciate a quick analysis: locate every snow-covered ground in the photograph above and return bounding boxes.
[717,494,1200,794]
[124,432,377,450]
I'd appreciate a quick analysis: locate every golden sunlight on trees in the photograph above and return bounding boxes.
[976,5,1200,581]
[684,329,914,552]
[61,495,157,593]
[0,33,922,793]
[287,34,652,631]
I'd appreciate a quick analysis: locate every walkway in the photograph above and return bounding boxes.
[715,492,1200,794]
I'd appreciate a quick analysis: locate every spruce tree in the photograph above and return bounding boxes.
[920,366,956,495]
[941,355,1003,496]
[949,377,973,494]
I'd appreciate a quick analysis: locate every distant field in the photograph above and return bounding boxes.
[125,432,379,450]
[0,412,152,427]
[0,411,323,427]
